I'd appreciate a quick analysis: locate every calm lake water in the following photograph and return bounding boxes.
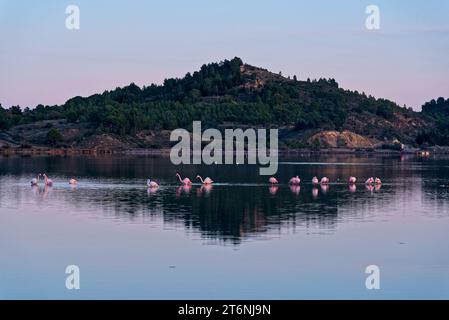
[1,154,448,299]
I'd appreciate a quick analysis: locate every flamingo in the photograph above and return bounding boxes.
[176,173,192,185]
[365,177,374,185]
[69,178,77,185]
[289,176,300,185]
[196,175,213,185]
[147,179,159,188]
[375,177,382,185]
[30,174,41,186]
[320,177,329,184]
[312,176,319,185]
[269,177,279,184]
[43,174,53,186]
[348,176,357,184]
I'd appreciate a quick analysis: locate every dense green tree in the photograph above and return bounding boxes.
[46,128,63,144]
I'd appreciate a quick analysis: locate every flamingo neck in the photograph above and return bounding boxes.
[176,173,183,183]
[197,176,204,183]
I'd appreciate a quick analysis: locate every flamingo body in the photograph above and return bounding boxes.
[69,178,77,185]
[375,178,382,185]
[348,176,357,184]
[30,174,41,186]
[320,177,329,184]
[269,177,279,184]
[43,174,53,186]
[147,179,159,188]
[365,177,374,185]
[196,175,213,185]
[312,176,319,185]
[289,176,300,185]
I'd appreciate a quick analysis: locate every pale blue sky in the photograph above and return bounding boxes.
[0,0,448,110]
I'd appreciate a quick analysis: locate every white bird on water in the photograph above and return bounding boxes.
[30,174,41,186]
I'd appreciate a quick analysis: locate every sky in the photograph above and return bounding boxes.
[0,0,448,110]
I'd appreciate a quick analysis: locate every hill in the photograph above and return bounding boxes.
[0,57,448,152]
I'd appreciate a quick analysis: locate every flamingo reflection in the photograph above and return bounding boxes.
[312,187,319,199]
[269,185,279,195]
[289,185,301,195]
[147,186,159,195]
[320,184,329,194]
[200,184,213,196]
[176,185,192,196]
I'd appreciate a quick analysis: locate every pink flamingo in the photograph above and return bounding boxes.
[348,176,357,184]
[196,175,213,185]
[312,176,319,185]
[269,177,279,184]
[176,173,192,185]
[320,177,329,184]
[30,174,41,186]
[147,179,159,188]
[375,177,382,185]
[69,178,77,185]
[43,174,53,186]
[365,177,374,185]
[289,176,300,185]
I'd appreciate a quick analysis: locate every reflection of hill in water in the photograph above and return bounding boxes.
[2,154,449,244]
[50,183,394,244]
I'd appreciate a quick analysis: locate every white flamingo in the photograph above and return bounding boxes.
[147,179,159,188]
[196,175,213,185]
[30,174,41,186]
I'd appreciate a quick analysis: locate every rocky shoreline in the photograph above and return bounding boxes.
[1,145,448,156]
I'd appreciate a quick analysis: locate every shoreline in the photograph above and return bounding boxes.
[1,146,447,156]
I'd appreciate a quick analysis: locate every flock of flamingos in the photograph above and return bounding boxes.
[29,172,382,194]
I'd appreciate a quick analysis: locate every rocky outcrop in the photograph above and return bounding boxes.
[307,130,375,148]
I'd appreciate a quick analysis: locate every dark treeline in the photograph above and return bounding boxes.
[1,57,448,146]
[417,97,449,146]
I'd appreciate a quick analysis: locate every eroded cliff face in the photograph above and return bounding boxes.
[307,130,376,148]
